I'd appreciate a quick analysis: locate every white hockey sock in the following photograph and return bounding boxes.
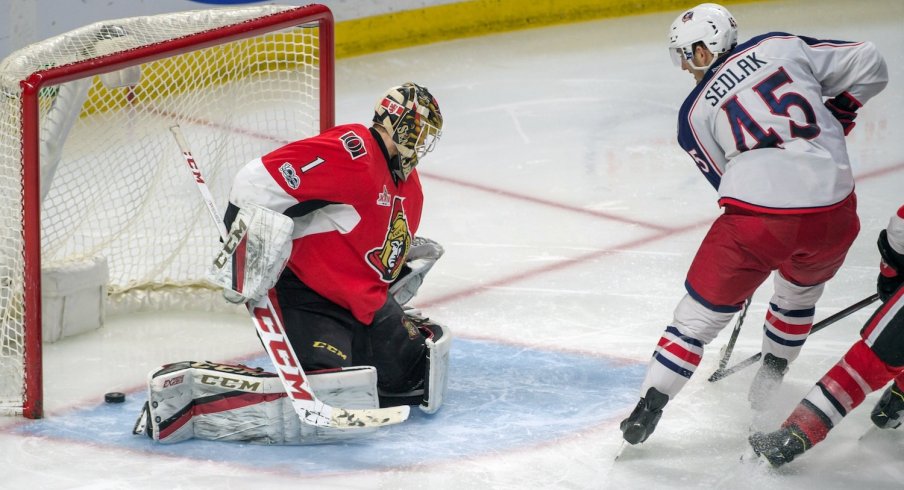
[760,275,823,362]
[640,325,705,399]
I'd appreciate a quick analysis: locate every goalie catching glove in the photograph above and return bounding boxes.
[208,203,294,304]
[390,236,444,305]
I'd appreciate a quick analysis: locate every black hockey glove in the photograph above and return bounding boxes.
[877,229,904,302]
[824,92,861,136]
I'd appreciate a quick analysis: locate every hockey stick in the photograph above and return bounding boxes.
[708,293,880,382]
[170,125,410,428]
[715,298,751,373]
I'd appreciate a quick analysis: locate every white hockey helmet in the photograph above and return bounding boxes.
[373,82,443,181]
[668,3,738,71]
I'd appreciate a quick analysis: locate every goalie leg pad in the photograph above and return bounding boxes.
[413,314,452,414]
[134,362,380,444]
[208,203,294,304]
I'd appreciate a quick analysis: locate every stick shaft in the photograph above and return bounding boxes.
[708,294,880,382]
[170,127,228,238]
[718,298,750,370]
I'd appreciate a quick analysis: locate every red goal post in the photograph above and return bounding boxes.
[0,4,334,419]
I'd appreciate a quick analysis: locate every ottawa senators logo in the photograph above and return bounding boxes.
[366,196,411,282]
[339,131,367,160]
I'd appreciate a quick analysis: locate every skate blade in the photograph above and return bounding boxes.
[614,440,631,461]
[739,446,768,466]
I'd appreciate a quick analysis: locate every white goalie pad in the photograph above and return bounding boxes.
[207,203,294,304]
[390,236,444,305]
[412,314,452,414]
[93,26,142,88]
[133,362,380,444]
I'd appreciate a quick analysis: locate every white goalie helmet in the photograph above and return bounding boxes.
[373,82,443,182]
[668,3,738,71]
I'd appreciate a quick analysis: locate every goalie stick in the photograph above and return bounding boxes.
[170,125,410,429]
[708,293,880,382]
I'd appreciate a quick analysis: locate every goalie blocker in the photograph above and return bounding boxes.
[207,203,294,305]
[133,315,451,444]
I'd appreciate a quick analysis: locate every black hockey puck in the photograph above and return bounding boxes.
[104,392,126,404]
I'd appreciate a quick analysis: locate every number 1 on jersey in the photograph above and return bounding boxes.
[301,157,325,173]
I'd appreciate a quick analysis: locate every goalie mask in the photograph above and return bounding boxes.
[668,3,738,72]
[373,83,443,181]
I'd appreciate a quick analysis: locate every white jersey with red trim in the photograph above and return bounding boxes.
[677,32,887,213]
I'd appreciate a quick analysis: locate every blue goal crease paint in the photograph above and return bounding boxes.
[14,338,643,475]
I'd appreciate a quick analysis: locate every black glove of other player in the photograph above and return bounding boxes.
[825,92,861,136]
[877,229,904,302]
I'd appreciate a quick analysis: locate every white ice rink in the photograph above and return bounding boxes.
[2,0,903,488]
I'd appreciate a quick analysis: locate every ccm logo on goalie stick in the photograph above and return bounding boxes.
[182,151,205,184]
[252,303,315,402]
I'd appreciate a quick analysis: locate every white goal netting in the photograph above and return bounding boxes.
[0,4,332,417]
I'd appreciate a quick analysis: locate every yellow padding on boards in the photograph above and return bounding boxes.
[74,0,766,111]
[335,0,768,58]
[80,29,320,116]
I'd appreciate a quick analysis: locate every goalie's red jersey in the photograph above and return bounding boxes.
[228,124,423,324]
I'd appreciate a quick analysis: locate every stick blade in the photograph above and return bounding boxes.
[331,405,411,428]
[708,352,762,383]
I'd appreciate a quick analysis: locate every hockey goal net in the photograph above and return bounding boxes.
[0,4,334,418]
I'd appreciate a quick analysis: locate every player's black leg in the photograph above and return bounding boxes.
[359,298,428,406]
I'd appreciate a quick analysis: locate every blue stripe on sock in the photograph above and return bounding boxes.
[664,325,704,348]
[764,328,807,347]
[768,302,815,318]
[653,351,694,379]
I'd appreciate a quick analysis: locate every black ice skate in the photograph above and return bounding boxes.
[870,383,904,429]
[620,387,669,445]
[748,424,811,467]
[748,353,788,411]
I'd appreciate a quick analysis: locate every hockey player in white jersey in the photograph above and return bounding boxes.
[749,205,904,467]
[620,3,889,446]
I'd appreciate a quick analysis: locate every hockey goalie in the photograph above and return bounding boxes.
[133,83,451,444]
